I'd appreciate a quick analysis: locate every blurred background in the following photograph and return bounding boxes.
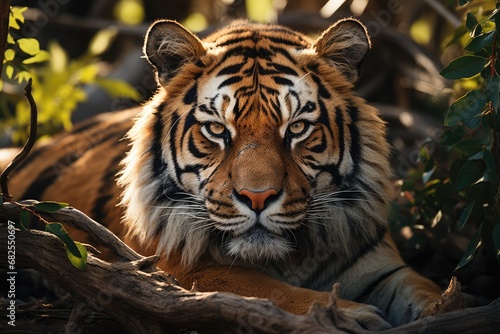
[1,0,499,326]
[2,0,460,145]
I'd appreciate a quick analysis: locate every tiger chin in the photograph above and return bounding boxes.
[9,18,463,329]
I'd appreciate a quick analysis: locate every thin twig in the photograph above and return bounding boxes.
[0,78,37,202]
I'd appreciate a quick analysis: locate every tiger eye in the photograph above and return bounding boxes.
[289,121,307,135]
[208,122,226,136]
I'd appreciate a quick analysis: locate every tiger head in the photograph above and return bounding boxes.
[118,19,391,271]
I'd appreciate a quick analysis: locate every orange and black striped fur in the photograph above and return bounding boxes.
[9,19,455,328]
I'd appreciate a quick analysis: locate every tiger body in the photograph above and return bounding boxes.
[8,19,452,329]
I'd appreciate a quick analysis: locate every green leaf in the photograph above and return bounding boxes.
[493,223,500,265]
[459,0,469,6]
[22,50,50,64]
[455,228,482,272]
[465,12,478,32]
[445,90,487,127]
[422,166,436,184]
[34,201,68,213]
[88,27,118,56]
[10,7,27,24]
[8,13,20,30]
[45,223,87,270]
[17,38,41,56]
[483,150,498,184]
[5,64,14,79]
[20,209,30,229]
[4,49,15,61]
[465,31,496,52]
[15,71,31,84]
[7,33,14,44]
[440,55,489,80]
[65,241,88,270]
[95,78,141,101]
[79,64,99,83]
[469,181,496,207]
[468,150,484,160]
[49,40,67,73]
[45,222,80,257]
[455,159,485,190]
[458,201,475,231]
[440,127,465,145]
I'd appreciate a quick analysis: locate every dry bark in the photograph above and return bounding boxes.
[1,201,499,334]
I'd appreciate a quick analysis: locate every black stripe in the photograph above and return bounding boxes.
[218,76,242,89]
[199,104,214,116]
[19,155,68,200]
[335,107,345,168]
[384,287,398,316]
[70,117,103,135]
[355,265,408,302]
[347,104,361,176]
[151,107,167,178]
[188,134,207,158]
[269,46,295,63]
[273,76,294,86]
[217,63,244,76]
[309,130,327,154]
[183,83,198,104]
[270,98,283,123]
[267,36,305,47]
[91,152,123,224]
[311,73,331,99]
[270,63,298,77]
[20,130,123,201]
[169,113,183,185]
[300,101,316,114]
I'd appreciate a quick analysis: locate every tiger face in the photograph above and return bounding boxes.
[119,19,391,271]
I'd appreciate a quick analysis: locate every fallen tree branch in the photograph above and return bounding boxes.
[1,201,499,333]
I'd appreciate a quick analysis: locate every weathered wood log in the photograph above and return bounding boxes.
[1,201,499,333]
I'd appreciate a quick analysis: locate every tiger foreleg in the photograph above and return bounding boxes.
[362,266,464,326]
[177,265,391,330]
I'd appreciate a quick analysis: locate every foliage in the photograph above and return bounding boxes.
[392,0,500,271]
[1,7,49,91]
[1,7,140,144]
[17,200,88,270]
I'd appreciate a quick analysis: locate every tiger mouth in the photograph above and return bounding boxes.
[225,225,294,261]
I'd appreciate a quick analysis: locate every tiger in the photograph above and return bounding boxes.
[7,18,462,329]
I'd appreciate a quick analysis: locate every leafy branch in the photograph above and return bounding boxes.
[0,78,87,270]
[437,0,500,270]
[1,6,141,144]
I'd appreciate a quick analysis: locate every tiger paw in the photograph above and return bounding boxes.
[340,303,392,330]
[331,284,391,330]
[421,276,465,317]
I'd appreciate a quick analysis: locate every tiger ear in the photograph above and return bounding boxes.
[144,20,206,86]
[314,18,371,83]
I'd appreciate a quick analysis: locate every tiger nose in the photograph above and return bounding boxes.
[237,188,278,212]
